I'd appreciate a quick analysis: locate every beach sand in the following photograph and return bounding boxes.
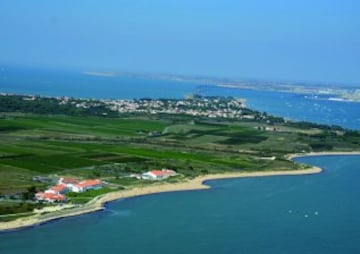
[0,166,322,232]
[287,151,360,160]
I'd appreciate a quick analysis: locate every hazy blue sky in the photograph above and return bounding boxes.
[1,0,359,84]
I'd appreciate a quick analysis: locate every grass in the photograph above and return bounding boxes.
[112,146,212,162]
[1,115,169,138]
[0,165,44,194]
[0,201,45,217]
[0,112,359,195]
[0,154,106,173]
[0,213,36,222]
[67,187,120,204]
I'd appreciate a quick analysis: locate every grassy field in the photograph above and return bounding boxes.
[0,112,359,196]
[66,187,120,204]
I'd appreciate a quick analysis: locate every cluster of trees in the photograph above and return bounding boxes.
[0,187,45,216]
[287,120,344,131]
[0,95,117,117]
[22,186,37,200]
[0,202,43,216]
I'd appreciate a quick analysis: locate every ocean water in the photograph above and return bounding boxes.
[200,85,360,130]
[1,67,360,253]
[0,67,359,129]
[1,155,360,254]
[0,67,199,99]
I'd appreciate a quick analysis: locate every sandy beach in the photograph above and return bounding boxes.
[0,166,322,232]
[287,151,360,160]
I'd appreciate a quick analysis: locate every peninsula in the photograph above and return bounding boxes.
[0,94,359,231]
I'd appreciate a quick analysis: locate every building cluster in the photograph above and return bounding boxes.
[35,169,176,203]
[58,96,249,119]
[103,97,246,118]
[35,178,103,203]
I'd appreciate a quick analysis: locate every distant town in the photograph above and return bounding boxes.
[0,93,252,120]
[78,96,247,119]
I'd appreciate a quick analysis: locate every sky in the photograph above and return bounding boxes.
[1,0,359,84]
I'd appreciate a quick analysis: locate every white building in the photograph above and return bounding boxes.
[141,169,176,180]
[70,179,103,193]
[45,184,69,195]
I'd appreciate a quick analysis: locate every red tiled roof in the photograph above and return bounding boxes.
[36,192,65,201]
[76,179,102,188]
[150,169,175,176]
[44,193,66,201]
[50,184,67,193]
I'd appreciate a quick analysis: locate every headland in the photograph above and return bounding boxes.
[0,94,359,232]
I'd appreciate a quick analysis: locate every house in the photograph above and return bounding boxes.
[59,177,79,185]
[71,179,103,193]
[141,169,176,180]
[58,177,80,191]
[35,192,66,203]
[35,177,104,202]
[46,184,69,195]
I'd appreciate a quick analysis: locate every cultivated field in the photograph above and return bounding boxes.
[1,112,359,197]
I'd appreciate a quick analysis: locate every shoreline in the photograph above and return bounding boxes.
[287,151,360,160]
[0,166,322,232]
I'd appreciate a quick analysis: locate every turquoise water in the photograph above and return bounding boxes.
[1,155,360,253]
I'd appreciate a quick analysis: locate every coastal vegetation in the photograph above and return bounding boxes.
[0,94,359,218]
[66,187,119,204]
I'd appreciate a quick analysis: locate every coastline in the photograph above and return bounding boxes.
[0,166,322,232]
[287,151,360,160]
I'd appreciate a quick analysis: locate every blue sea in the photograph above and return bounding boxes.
[1,67,360,253]
[0,66,359,129]
[1,156,360,254]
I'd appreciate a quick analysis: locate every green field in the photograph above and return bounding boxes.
[66,187,120,204]
[0,112,359,196]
